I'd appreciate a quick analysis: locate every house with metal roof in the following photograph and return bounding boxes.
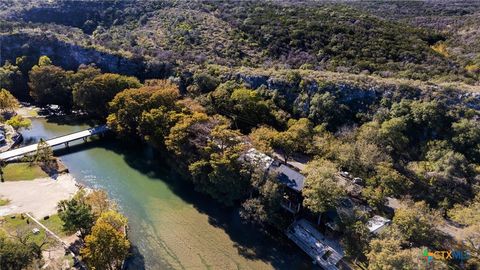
[270,163,305,192]
[268,162,305,213]
[239,147,350,268]
[287,219,344,270]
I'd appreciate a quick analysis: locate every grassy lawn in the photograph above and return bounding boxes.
[2,163,48,181]
[0,214,52,247]
[40,214,69,237]
[0,213,72,249]
[0,197,9,206]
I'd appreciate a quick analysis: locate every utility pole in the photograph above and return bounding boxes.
[0,160,5,182]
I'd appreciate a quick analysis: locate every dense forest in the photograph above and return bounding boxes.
[1,1,479,269]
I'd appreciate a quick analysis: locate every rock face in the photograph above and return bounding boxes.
[235,73,480,118]
[0,33,146,77]
[236,73,381,116]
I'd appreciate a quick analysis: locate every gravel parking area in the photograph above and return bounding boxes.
[0,174,79,218]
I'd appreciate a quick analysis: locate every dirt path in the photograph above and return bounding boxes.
[0,174,79,218]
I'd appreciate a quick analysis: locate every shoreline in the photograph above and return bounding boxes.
[0,123,21,152]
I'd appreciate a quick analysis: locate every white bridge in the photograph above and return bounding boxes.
[0,125,109,161]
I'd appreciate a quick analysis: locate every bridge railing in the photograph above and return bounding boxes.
[30,125,109,143]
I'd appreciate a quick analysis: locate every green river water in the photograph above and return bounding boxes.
[21,118,312,270]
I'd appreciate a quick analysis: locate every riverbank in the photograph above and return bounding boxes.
[16,103,41,118]
[0,123,21,152]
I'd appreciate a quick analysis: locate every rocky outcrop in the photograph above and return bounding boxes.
[235,73,381,115]
[0,33,146,77]
[234,72,480,118]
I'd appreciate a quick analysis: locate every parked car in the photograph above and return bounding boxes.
[340,171,351,178]
[353,177,364,186]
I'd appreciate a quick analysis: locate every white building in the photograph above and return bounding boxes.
[240,148,274,171]
[367,215,391,234]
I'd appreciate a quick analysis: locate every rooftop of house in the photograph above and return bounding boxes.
[287,219,344,270]
[271,163,305,192]
[367,215,391,234]
[241,148,274,170]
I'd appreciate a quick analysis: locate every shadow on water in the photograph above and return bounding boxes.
[52,138,109,157]
[53,137,312,269]
[45,115,101,127]
[125,245,146,270]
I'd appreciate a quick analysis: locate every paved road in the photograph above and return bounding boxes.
[0,125,108,160]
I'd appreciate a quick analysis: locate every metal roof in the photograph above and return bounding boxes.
[367,215,391,234]
[272,164,305,192]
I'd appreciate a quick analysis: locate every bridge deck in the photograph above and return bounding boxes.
[0,125,108,160]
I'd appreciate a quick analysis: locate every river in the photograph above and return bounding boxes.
[21,118,312,270]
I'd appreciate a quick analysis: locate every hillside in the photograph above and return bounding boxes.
[353,0,480,84]
[1,0,478,85]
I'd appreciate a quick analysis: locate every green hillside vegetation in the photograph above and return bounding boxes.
[354,0,480,83]
[0,0,478,84]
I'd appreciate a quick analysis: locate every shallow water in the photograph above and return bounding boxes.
[21,118,312,270]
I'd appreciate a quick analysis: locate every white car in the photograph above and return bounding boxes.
[353,177,364,185]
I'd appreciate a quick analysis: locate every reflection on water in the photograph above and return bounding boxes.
[21,118,312,270]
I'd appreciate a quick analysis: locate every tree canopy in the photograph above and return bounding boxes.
[73,73,141,118]
[81,212,130,270]
[57,195,95,238]
[0,88,19,112]
[5,115,31,131]
[302,158,344,214]
[29,59,72,110]
[108,81,179,137]
[0,233,41,270]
